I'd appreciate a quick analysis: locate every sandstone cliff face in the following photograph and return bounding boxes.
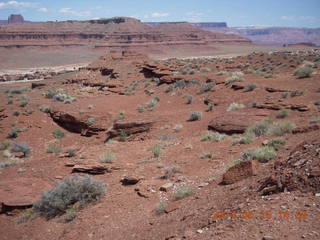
[0,17,250,48]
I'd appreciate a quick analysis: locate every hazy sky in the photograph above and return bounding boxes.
[0,0,319,27]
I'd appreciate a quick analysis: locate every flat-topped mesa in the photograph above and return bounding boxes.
[0,16,250,48]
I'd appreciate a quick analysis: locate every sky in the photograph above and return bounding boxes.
[0,0,319,28]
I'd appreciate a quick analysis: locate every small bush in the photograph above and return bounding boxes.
[100,151,116,163]
[151,145,162,158]
[294,65,313,78]
[174,186,195,200]
[173,124,183,132]
[146,97,160,110]
[201,132,226,142]
[19,97,29,107]
[245,118,274,137]
[225,73,243,85]
[33,175,105,219]
[67,149,77,157]
[136,105,144,113]
[155,201,168,215]
[242,147,276,163]
[11,142,31,157]
[12,110,21,116]
[163,166,181,179]
[232,134,253,145]
[276,109,289,119]
[87,118,95,126]
[39,105,52,113]
[183,94,193,104]
[310,116,320,124]
[26,109,34,115]
[314,100,320,106]
[227,103,245,111]
[197,82,215,95]
[53,129,65,139]
[188,111,202,121]
[281,92,288,99]
[116,111,125,121]
[0,141,10,150]
[244,83,257,92]
[7,99,13,105]
[7,128,20,138]
[266,138,286,151]
[267,121,296,136]
[200,152,214,159]
[47,145,62,155]
[290,90,303,97]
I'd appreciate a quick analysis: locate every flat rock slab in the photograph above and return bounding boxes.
[72,164,112,174]
[0,177,52,212]
[208,110,269,134]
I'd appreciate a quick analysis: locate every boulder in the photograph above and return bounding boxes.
[49,110,113,136]
[120,176,141,185]
[222,160,258,185]
[72,164,112,174]
[208,111,268,134]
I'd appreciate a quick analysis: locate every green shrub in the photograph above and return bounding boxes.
[188,111,202,121]
[227,103,245,111]
[310,116,320,124]
[7,128,20,138]
[87,118,95,126]
[7,99,13,105]
[294,65,313,78]
[33,175,105,219]
[0,141,10,150]
[314,100,320,106]
[150,145,162,158]
[11,142,31,157]
[100,151,116,163]
[197,82,215,95]
[155,201,168,215]
[225,73,243,85]
[232,134,253,145]
[173,124,183,132]
[163,166,181,179]
[276,109,289,119]
[266,138,286,151]
[67,149,77,157]
[267,121,296,136]
[174,186,195,200]
[245,118,274,137]
[53,129,65,139]
[200,152,214,159]
[44,89,76,104]
[290,90,303,97]
[281,92,288,99]
[26,109,34,115]
[146,97,160,110]
[12,110,21,116]
[19,96,29,107]
[183,94,193,104]
[242,147,276,163]
[136,105,144,113]
[201,132,226,142]
[116,111,125,121]
[39,105,52,113]
[244,83,257,92]
[47,145,62,155]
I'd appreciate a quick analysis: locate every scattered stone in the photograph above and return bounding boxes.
[315,193,320,197]
[222,160,258,185]
[262,236,274,240]
[31,82,46,89]
[160,183,174,192]
[196,229,204,234]
[120,176,140,185]
[72,164,111,174]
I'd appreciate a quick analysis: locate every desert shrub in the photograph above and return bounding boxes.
[0,141,10,150]
[146,97,160,110]
[118,131,128,142]
[266,138,286,151]
[225,73,243,85]
[314,100,320,106]
[242,147,276,163]
[281,92,289,99]
[290,90,303,97]
[12,110,21,116]
[232,134,253,145]
[294,65,314,78]
[206,103,214,112]
[227,103,245,111]
[87,118,95,126]
[53,129,65,139]
[11,142,31,157]
[188,111,202,121]
[7,99,13,105]
[201,132,226,142]
[183,94,193,104]
[266,121,296,136]
[276,109,289,119]
[200,67,212,73]
[39,105,52,113]
[245,118,274,137]
[200,152,214,159]
[150,145,162,158]
[309,116,320,124]
[136,105,144,113]
[155,201,168,215]
[116,111,125,121]
[174,186,195,200]
[165,80,200,93]
[197,82,215,95]
[163,166,181,179]
[19,96,29,107]
[244,83,257,92]
[33,175,105,219]
[47,145,62,155]
[100,151,116,163]
[173,124,183,132]
[7,128,20,138]
[26,109,34,115]
[0,159,20,168]
[67,149,77,157]
[44,89,76,104]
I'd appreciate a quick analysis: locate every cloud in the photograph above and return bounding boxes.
[281,15,319,23]
[0,1,36,9]
[38,7,48,13]
[281,16,294,21]
[144,12,169,19]
[59,8,91,17]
